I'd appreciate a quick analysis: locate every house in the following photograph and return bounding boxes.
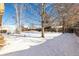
[0,3,5,47]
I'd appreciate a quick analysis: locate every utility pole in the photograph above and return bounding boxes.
[41,3,45,38]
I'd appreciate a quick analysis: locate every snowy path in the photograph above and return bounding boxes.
[0,32,79,56]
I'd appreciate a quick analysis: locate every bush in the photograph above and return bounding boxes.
[0,34,5,48]
[66,28,74,33]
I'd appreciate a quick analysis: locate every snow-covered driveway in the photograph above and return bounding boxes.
[0,32,79,56]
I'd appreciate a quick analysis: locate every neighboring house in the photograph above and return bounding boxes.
[2,25,16,33]
[21,25,29,32]
[74,22,79,36]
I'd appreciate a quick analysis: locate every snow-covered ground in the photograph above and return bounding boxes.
[0,31,79,56]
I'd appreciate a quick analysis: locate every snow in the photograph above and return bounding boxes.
[2,25,16,33]
[0,32,79,56]
[0,31,46,55]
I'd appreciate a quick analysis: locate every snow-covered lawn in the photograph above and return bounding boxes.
[0,31,79,56]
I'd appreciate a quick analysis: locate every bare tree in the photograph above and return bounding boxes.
[14,3,24,34]
[54,3,74,33]
[68,4,79,26]
[23,3,46,38]
[41,3,46,38]
[14,3,20,34]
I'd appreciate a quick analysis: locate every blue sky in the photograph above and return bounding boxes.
[2,3,15,25]
[2,3,58,27]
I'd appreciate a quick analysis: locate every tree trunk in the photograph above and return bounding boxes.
[41,18,44,38]
[41,3,45,38]
[62,17,65,33]
[15,4,21,34]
